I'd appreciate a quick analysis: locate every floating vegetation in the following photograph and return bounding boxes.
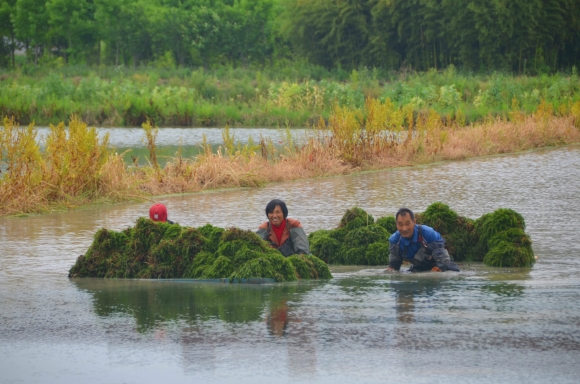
[308,203,535,268]
[69,218,331,281]
[70,203,535,278]
[309,208,390,266]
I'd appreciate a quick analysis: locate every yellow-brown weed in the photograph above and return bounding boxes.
[1,99,579,215]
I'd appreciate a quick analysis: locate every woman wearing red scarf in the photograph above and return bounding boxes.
[257,199,310,257]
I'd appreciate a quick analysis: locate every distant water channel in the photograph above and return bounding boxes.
[1,144,579,384]
[34,126,317,165]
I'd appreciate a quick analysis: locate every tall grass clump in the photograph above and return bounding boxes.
[1,116,132,214]
[43,116,111,200]
[0,117,44,212]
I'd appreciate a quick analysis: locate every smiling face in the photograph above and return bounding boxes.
[396,212,416,239]
[268,205,285,226]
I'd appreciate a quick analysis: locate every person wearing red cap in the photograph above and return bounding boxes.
[149,203,174,224]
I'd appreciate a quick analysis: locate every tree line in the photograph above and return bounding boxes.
[0,0,578,74]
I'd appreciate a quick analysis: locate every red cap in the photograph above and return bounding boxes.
[149,203,168,222]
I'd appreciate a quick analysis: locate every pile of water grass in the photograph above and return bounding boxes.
[309,202,535,268]
[69,218,331,281]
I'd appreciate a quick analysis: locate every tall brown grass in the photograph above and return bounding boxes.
[1,98,579,215]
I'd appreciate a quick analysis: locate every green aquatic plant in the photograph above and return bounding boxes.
[230,257,278,281]
[339,207,375,230]
[483,227,535,267]
[416,202,475,261]
[342,224,388,249]
[483,241,535,267]
[340,224,390,265]
[309,208,390,265]
[308,229,342,263]
[69,228,130,278]
[203,255,235,279]
[375,216,396,234]
[287,254,332,279]
[69,219,331,281]
[442,216,476,262]
[198,223,225,253]
[420,201,459,234]
[365,242,391,265]
[472,208,526,262]
[308,204,534,268]
[265,252,300,282]
[187,250,216,278]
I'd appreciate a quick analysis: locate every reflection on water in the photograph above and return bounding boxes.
[71,278,321,332]
[1,146,580,384]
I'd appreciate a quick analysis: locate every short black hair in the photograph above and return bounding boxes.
[265,199,288,218]
[396,207,415,221]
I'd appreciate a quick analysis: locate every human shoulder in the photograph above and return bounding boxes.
[419,224,442,242]
[389,231,401,244]
[258,221,269,230]
[286,218,303,228]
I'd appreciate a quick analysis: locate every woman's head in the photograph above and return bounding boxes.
[265,199,288,226]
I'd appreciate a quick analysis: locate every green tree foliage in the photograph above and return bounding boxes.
[281,0,579,73]
[0,0,577,72]
[12,0,49,64]
[0,0,17,67]
[46,0,97,63]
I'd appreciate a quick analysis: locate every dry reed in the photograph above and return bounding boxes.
[1,98,579,215]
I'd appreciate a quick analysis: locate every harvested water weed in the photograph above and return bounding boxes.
[69,218,331,281]
[308,202,535,268]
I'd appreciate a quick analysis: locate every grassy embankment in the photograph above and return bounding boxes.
[1,64,579,128]
[1,66,579,215]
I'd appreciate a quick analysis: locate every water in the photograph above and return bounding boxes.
[1,145,579,384]
[34,126,316,166]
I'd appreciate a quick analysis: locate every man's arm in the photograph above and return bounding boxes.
[387,242,402,271]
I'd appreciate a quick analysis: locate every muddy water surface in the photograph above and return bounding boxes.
[1,145,579,384]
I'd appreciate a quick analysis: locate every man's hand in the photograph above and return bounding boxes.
[385,266,397,272]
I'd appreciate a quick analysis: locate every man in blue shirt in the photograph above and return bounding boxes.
[386,208,459,272]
